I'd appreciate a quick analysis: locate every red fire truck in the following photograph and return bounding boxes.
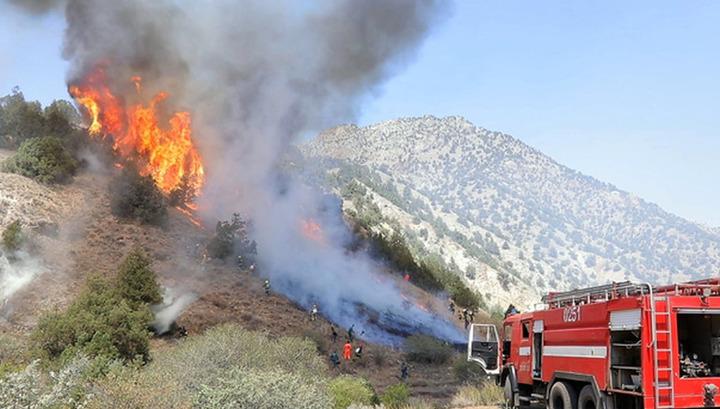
[468,279,720,409]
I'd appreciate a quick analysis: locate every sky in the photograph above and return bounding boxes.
[0,1,718,226]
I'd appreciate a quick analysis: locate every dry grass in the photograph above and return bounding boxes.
[450,383,504,407]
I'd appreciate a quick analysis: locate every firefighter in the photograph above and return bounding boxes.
[468,309,475,322]
[462,308,468,321]
[505,304,519,318]
[310,304,318,321]
[348,324,355,343]
[330,326,338,343]
[343,340,353,361]
[448,299,455,313]
[464,316,470,330]
[400,361,409,381]
[329,351,340,369]
[354,342,364,360]
[263,279,271,295]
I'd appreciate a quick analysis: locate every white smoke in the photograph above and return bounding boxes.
[11,0,463,343]
[151,287,198,334]
[0,251,43,307]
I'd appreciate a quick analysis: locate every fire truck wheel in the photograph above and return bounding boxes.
[503,380,515,408]
[577,385,598,409]
[549,381,578,409]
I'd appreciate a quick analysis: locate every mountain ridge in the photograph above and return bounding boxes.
[301,115,720,306]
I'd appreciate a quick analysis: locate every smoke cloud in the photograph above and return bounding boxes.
[1,251,43,307]
[7,0,65,15]
[22,0,462,343]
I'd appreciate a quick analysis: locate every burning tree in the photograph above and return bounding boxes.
[69,66,205,197]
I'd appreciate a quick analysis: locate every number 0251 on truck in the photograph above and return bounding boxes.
[468,279,720,409]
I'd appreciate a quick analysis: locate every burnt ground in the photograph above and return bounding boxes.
[0,166,490,404]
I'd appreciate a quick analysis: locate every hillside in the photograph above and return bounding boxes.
[0,149,479,405]
[301,116,720,307]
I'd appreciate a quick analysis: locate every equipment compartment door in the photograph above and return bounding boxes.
[467,324,500,375]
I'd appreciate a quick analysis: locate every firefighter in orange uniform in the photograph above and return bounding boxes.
[343,340,353,361]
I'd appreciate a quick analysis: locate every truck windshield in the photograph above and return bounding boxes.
[473,326,498,343]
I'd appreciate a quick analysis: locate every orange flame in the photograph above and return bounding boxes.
[69,66,205,195]
[300,218,325,243]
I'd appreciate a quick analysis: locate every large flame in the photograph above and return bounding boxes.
[69,67,205,195]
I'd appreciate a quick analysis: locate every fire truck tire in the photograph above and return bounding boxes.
[577,385,598,409]
[503,380,515,408]
[549,381,578,409]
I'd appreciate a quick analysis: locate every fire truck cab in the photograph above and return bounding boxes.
[468,279,720,409]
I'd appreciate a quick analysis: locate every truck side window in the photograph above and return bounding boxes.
[522,321,530,339]
[503,325,512,359]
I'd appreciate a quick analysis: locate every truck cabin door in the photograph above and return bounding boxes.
[467,323,500,376]
[532,320,543,379]
[517,319,533,384]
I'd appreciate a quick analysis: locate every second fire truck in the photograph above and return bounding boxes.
[468,279,720,409]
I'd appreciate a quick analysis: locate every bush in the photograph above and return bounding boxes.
[329,375,377,409]
[0,89,82,149]
[404,335,454,364]
[195,367,330,409]
[2,136,79,184]
[452,358,486,383]
[87,324,330,408]
[369,230,443,291]
[1,220,23,252]
[450,383,504,407]
[0,355,95,408]
[32,273,155,364]
[0,334,27,379]
[381,383,410,409]
[206,213,256,262]
[0,88,46,148]
[109,164,168,225]
[116,248,162,306]
[32,249,162,363]
[303,328,330,354]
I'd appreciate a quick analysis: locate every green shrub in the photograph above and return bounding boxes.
[369,230,443,291]
[452,358,485,383]
[32,274,155,364]
[404,335,454,364]
[329,375,377,409]
[450,383,504,407]
[206,213,256,262]
[88,324,330,408]
[0,89,82,149]
[1,220,23,252]
[116,248,162,306]
[0,355,95,408]
[156,325,326,386]
[194,367,330,409]
[0,89,46,148]
[109,165,168,225]
[2,136,78,184]
[303,328,330,354]
[381,383,410,409]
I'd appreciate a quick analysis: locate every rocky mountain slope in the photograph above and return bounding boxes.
[301,116,720,307]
